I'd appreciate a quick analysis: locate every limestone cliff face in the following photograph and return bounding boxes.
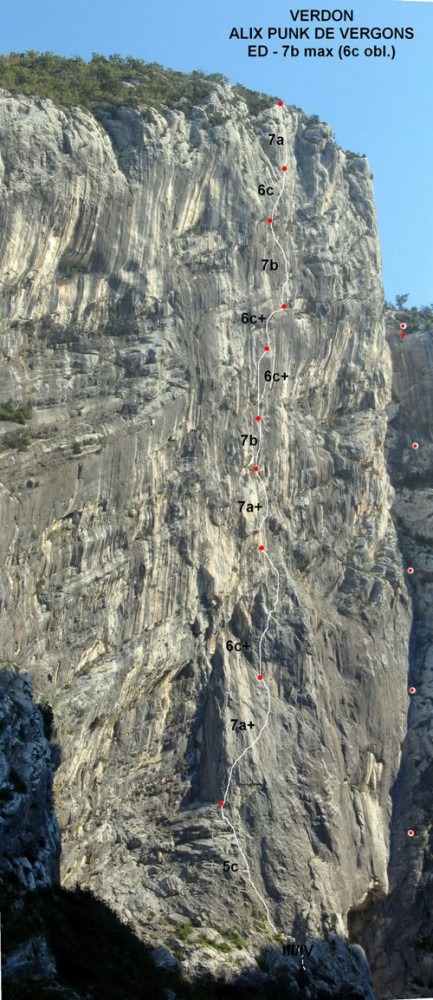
[0,82,413,995]
[348,314,433,1000]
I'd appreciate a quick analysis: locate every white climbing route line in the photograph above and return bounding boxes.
[219,103,291,934]
[221,678,275,930]
[258,552,280,674]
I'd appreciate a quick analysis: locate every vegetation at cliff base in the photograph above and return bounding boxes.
[0,52,275,117]
[0,876,364,999]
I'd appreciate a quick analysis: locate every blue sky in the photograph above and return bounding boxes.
[1,0,432,306]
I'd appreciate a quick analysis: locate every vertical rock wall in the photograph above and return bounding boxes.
[0,83,413,994]
[349,315,433,999]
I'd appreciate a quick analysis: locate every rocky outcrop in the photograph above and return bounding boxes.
[0,80,415,997]
[0,669,60,890]
[348,312,433,999]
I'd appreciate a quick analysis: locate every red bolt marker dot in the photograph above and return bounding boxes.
[218,801,225,808]
[409,687,416,695]
[282,165,287,171]
[407,567,414,575]
[264,346,270,352]
[412,442,419,450]
[267,218,273,224]
[400,323,407,330]
[281,303,287,309]
[256,415,261,422]
[400,332,406,340]
[259,545,265,551]
[408,830,415,837]
[253,465,259,472]
[257,674,263,681]
[278,100,284,106]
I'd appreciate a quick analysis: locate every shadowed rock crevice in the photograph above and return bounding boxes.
[0,669,61,893]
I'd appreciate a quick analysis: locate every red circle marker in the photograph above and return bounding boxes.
[281,303,287,309]
[408,829,415,837]
[282,165,287,171]
[257,674,263,681]
[267,218,273,224]
[253,465,259,472]
[407,567,414,575]
[259,545,265,551]
[400,323,407,330]
[218,800,225,808]
[264,346,270,352]
[409,687,416,695]
[278,100,284,106]
[412,442,419,450]
[256,415,261,422]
